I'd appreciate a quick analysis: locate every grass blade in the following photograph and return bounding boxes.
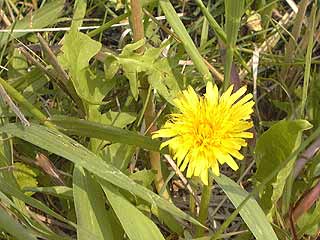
[194,0,227,43]
[299,3,316,118]
[0,123,202,227]
[0,179,74,226]
[159,0,212,82]
[102,183,165,240]
[0,205,37,240]
[49,116,161,152]
[213,174,278,240]
[73,166,114,240]
[23,186,73,200]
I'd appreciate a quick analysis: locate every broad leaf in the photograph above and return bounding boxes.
[298,200,320,237]
[98,111,136,169]
[13,162,39,196]
[104,143,136,171]
[109,40,181,102]
[130,169,156,187]
[254,120,312,212]
[59,31,112,103]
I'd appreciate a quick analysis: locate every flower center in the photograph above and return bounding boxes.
[194,119,221,148]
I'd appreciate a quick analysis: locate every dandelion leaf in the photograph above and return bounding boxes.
[13,162,39,196]
[254,120,312,213]
[59,31,112,103]
[113,40,181,103]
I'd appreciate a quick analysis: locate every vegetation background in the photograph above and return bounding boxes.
[0,0,319,239]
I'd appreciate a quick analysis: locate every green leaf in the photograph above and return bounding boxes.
[70,0,87,32]
[298,200,320,237]
[13,162,39,196]
[104,143,136,171]
[104,55,120,80]
[254,120,312,212]
[103,111,136,128]
[0,123,201,227]
[49,115,161,152]
[214,174,278,240]
[102,183,165,240]
[73,166,114,240]
[59,31,112,103]
[0,0,65,46]
[8,48,28,79]
[0,206,37,240]
[300,3,316,118]
[86,107,136,153]
[92,110,137,170]
[130,169,156,187]
[113,40,181,102]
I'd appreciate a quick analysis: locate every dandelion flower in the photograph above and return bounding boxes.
[152,82,254,185]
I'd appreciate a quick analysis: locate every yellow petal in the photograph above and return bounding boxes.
[200,169,208,185]
[211,162,220,176]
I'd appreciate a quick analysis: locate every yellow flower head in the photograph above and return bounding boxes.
[152,82,254,185]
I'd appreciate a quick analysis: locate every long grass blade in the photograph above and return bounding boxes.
[223,0,245,89]
[159,0,212,82]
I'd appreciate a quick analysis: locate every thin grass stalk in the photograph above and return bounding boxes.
[223,0,244,90]
[195,0,249,73]
[280,0,309,83]
[130,0,170,200]
[143,8,223,82]
[194,0,226,43]
[299,3,316,118]
[190,191,196,217]
[200,0,210,48]
[87,12,130,37]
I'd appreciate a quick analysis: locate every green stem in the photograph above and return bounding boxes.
[196,176,213,237]
[223,46,234,90]
[0,77,54,128]
[130,0,170,200]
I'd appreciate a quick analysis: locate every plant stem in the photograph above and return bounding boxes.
[195,175,213,237]
[129,0,170,200]
[130,0,144,52]
[0,77,54,128]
